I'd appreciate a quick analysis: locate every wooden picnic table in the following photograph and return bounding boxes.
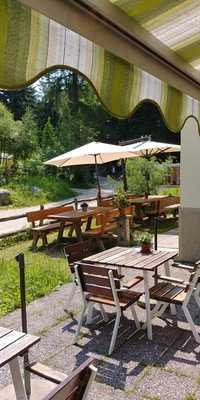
[83,246,177,340]
[0,327,40,400]
[48,206,110,242]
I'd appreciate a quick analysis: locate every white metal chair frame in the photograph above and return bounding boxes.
[149,260,200,343]
[74,264,141,355]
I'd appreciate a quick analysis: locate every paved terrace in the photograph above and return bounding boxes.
[1,231,200,400]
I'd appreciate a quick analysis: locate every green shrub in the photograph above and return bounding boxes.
[3,175,76,207]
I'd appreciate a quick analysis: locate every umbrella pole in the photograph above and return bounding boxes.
[121,159,128,192]
[95,156,101,205]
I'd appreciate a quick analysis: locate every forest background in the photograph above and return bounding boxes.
[0,70,180,207]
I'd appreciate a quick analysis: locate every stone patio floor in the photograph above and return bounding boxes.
[1,231,200,400]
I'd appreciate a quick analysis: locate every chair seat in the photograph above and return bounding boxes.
[32,221,72,232]
[149,282,186,305]
[88,290,141,310]
[83,222,117,237]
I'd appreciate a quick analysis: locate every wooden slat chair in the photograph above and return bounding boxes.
[64,243,143,309]
[27,205,74,248]
[63,241,94,309]
[148,260,200,343]
[160,196,180,218]
[82,209,120,251]
[99,198,114,207]
[27,357,97,400]
[74,262,142,355]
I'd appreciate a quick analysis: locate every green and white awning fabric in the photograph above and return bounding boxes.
[0,0,200,132]
[111,0,200,72]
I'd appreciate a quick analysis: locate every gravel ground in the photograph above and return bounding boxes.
[1,249,200,400]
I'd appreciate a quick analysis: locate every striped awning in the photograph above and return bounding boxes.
[0,0,200,132]
[110,0,200,73]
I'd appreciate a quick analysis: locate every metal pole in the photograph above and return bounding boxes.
[154,217,158,251]
[121,159,128,192]
[15,253,31,399]
[95,155,101,205]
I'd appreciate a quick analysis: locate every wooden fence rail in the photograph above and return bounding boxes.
[0,195,113,225]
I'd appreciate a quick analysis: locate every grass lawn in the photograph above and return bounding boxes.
[0,237,71,317]
[2,175,76,208]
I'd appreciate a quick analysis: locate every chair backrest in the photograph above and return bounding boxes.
[27,205,74,226]
[127,194,141,200]
[76,262,120,301]
[160,196,180,212]
[64,241,93,273]
[99,198,114,207]
[42,358,96,400]
[106,208,120,224]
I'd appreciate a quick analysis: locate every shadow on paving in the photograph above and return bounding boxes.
[61,305,200,391]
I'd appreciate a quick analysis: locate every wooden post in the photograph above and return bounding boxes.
[117,215,130,245]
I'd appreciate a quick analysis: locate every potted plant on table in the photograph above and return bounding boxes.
[80,202,88,212]
[114,187,133,216]
[139,231,153,254]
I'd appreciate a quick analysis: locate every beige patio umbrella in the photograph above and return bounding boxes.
[44,141,135,201]
[122,140,181,194]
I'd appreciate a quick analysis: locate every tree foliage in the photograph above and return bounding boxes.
[126,157,169,195]
[0,68,179,186]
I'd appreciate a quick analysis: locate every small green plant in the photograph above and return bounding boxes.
[138,231,153,244]
[114,187,129,208]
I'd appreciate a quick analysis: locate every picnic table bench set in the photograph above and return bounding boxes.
[26,194,180,249]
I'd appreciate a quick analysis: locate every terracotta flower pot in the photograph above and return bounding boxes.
[140,242,152,254]
[119,206,133,216]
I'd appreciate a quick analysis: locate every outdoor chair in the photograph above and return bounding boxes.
[64,242,143,311]
[63,241,94,309]
[82,208,120,250]
[27,357,97,400]
[148,260,200,343]
[74,262,142,355]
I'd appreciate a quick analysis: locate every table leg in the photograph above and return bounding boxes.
[9,357,28,400]
[143,270,152,340]
[74,222,83,242]
[57,222,65,241]
[164,261,176,315]
[86,216,93,231]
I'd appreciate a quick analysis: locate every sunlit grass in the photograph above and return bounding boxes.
[0,238,71,317]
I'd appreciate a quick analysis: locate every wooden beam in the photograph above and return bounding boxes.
[19,0,200,101]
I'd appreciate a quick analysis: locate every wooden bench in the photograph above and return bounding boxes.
[159,196,180,217]
[163,203,180,217]
[26,205,74,247]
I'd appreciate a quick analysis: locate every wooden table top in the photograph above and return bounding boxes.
[48,207,109,222]
[129,195,169,204]
[83,246,178,271]
[0,327,40,367]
